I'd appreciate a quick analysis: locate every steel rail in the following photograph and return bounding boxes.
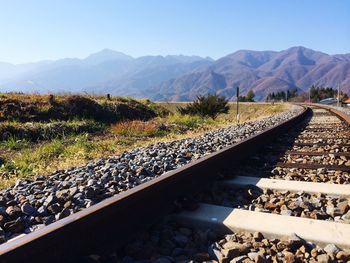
[0,106,309,263]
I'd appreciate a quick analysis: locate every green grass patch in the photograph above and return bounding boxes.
[0,138,66,179]
[0,136,31,150]
[165,114,216,129]
[0,120,105,141]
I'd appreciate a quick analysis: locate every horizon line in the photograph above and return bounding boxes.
[2,45,349,65]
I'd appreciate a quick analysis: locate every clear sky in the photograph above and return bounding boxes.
[0,0,349,63]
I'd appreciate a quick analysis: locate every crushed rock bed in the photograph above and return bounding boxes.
[195,185,350,224]
[270,167,350,184]
[292,145,350,153]
[281,154,350,166]
[294,138,350,144]
[0,107,302,243]
[88,220,350,263]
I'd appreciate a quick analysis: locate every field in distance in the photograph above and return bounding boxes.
[0,93,288,188]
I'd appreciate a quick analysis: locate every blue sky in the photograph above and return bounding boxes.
[0,0,349,63]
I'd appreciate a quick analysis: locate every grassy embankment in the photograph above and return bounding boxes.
[0,93,287,188]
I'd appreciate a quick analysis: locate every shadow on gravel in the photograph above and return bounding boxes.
[227,111,313,179]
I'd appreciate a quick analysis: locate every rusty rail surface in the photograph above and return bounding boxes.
[0,106,310,263]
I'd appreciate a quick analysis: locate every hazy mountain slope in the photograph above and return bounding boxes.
[311,62,350,94]
[151,47,350,101]
[0,61,53,83]
[0,51,212,94]
[0,61,131,93]
[86,58,211,97]
[0,62,16,79]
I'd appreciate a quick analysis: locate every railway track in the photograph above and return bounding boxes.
[1,105,350,262]
[173,107,350,262]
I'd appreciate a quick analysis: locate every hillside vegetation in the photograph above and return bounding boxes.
[0,93,288,188]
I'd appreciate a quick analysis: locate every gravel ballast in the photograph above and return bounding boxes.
[196,185,350,224]
[228,110,350,184]
[270,167,350,184]
[0,106,302,243]
[89,220,350,263]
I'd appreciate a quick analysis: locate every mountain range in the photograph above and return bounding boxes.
[0,47,349,101]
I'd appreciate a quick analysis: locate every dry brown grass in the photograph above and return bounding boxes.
[111,120,160,137]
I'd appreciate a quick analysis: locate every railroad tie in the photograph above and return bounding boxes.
[174,204,350,249]
[221,176,350,197]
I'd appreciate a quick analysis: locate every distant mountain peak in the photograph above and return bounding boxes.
[84,49,133,65]
[282,46,329,57]
[286,46,308,51]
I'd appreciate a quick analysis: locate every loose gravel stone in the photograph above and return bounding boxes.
[324,243,340,256]
[270,167,350,184]
[196,185,350,223]
[21,203,36,216]
[281,153,350,166]
[92,220,350,263]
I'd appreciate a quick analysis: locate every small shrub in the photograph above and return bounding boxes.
[178,94,229,119]
[111,121,159,137]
